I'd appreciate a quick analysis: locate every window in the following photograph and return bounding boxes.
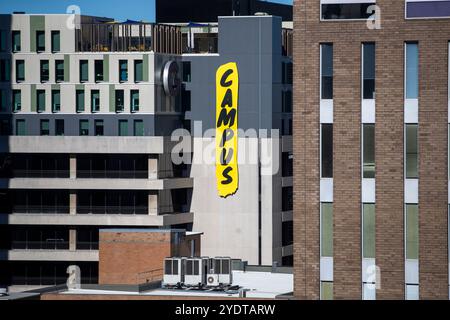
[134,60,143,82]
[51,31,60,52]
[91,90,100,112]
[282,91,293,113]
[12,31,21,52]
[76,90,85,112]
[55,60,64,82]
[55,119,64,136]
[16,60,25,82]
[321,203,333,257]
[95,60,104,82]
[0,119,11,135]
[405,43,419,99]
[321,44,333,99]
[0,59,10,82]
[362,43,375,99]
[282,152,293,177]
[406,0,450,19]
[37,90,46,113]
[183,61,191,82]
[119,120,128,136]
[52,90,60,112]
[405,204,418,260]
[119,60,128,82]
[16,119,26,136]
[0,30,5,52]
[0,89,5,111]
[36,31,45,52]
[131,90,139,112]
[79,120,89,136]
[363,124,375,178]
[282,221,293,246]
[115,90,124,112]
[321,282,333,300]
[79,60,88,82]
[321,124,333,178]
[182,87,191,112]
[94,120,104,136]
[13,90,21,112]
[321,1,374,20]
[362,204,375,259]
[282,61,293,85]
[405,124,418,179]
[282,186,293,211]
[133,120,144,136]
[40,120,50,136]
[40,60,49,82]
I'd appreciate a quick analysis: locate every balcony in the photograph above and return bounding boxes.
[76,22,182,54]
[0,250,98,261]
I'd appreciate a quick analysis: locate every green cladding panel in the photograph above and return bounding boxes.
[30,84,37,112]
[109,84,115,112]
[30,16,45,52]
[143,54,149,82]
[103,55,109,82]
[363,204,375,259]
[321,203,333,257]
[64,55,70,82]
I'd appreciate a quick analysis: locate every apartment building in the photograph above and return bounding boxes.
[0,10,293,290]
[293,0,450,300]
[0,13,193,290]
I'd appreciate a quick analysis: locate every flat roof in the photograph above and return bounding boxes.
[57,270,293,299]
[99,228,187,233]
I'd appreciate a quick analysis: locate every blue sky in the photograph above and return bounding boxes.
[0,0,293,22]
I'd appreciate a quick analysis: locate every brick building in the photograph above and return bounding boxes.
[99,229,201,285]
[293,0,450,300]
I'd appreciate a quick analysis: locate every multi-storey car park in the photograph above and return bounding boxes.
[0,3,293,291]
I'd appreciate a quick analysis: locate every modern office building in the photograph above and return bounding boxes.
[293,0,450,300]
[0,10,292,290]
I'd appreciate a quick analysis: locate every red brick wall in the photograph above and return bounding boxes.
[99,231,171,285]
[293,0,449,299]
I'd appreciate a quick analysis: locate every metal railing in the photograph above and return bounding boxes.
[11,206,70,214]
[76,170,147,179]
[76,206,148,215]
[11,241,69,250]
[76,242,99,250]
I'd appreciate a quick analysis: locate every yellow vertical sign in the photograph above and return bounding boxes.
[216,62,239,198]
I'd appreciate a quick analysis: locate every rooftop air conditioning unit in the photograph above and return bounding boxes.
[184,257,208,288]
[206,257,232,288]
[162,257,185,288]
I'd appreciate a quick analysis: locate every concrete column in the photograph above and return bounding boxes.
[70,154,76,179]
[148,156,158,179]
[148,192,158,215]
[69,229,76,251]
[70,191,77,215]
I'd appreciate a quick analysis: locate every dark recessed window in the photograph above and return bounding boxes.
[55,60,65,82]
[134,60,143,82]
[321,44,333,99]
[321,124,333,178]
[16,119,26,136]
[55,119,65,136]
[40,119,50,136]
[119,120,128,136]
[362,43,375,99]
[95,60,104,82]
[52,90,61,113]
[36,30,45,51]
[406,0,450,19]
[94,120,104,136]
[79,120,89,136]
[115,90,124,112]
[12,31,21,52]
[0,59,10,82]
[79,60,89,82]
[91,90,100,112]
[16,60,25,82]
[363,124,375,178]
[40,60,49,82]
[183,61,191,82]
[130,90,139,112]
[76,90,85,112]
[51,31,60,52]
[13,89,21,112]
[405,124,418,179]
[321,3,374,20]
[133,120,144,136]
[119,60,128,82]
[37,90,46,113]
